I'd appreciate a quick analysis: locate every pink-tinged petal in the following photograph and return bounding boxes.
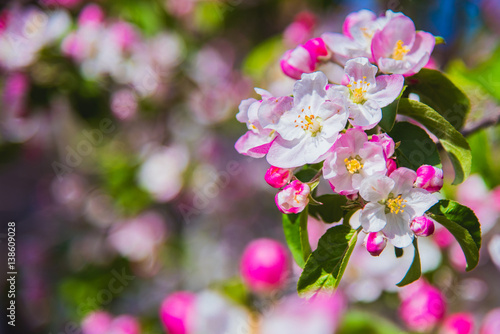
[271,111,306,141]
[280,46,315,80]
[390,167,417,195]
[321,32,371,65]
[323,147,351,179]
[371,16,416,60]
[258,96,293,128]
[236,98,258,123]
[254,87,273,98]
[345,57,377,85]
[342,9,376,39]
[329,173,356,195]
[440,313,475,334]
[265,166,293,188]
[348,99,382,129]
[405,31,435,75]
[334,127,368,152]
[370,133,395,158]
[404,188,439,218]
[359,176,395,202]
[235,131,274,158]
[359,142,387,175]
[481,308,500,334]
[360,202,387,232]
[383,212,414,248]
[366,74,404,107]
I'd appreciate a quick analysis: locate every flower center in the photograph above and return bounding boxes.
[392,40,410,61]
[344,156,363,174]
[294,107,323,136]
[347,77,370,104]
[385,194,407,214]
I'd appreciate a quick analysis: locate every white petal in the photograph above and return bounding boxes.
[383,213,414,248]
[359,176,394,202]
[360,203,387,232]
[404,188,439,218]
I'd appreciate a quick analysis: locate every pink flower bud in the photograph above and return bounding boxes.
[280,46,315,80]
[160,292,196,334]
[283,11,316,46]
[440,313,475,334]
[386,158,397,176]
[364,232,387,256]
[302,37,329,61]
[275,180,310,214]
[410,216,435,237]
[415,165,444,193]
[399,280,447,332]
[370,133,395,158]
[240,238,290,294]
[480,308,500,334]
[78,4,105,27]
[82,311,112,334]
[265,166,292,188]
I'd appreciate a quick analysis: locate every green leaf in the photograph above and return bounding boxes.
[282,208,312,268]
[294,165,320,183]
[397,98,472,184]
[337,311,409,334]
[396,239,421,287]
[429,200,481,271]
[405,69,470,130]
[379,97,399,132]
[388,121,441,170]
[394,247,403,258]
[309,194,348,223]
[297,225,360,297]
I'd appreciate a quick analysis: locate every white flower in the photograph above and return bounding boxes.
[332,57,404,129]
[265,71,348,168]
[359,167,438,248]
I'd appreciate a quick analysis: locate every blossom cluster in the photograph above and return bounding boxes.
[235,9,443,253]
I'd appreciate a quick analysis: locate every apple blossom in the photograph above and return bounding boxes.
[82,311,113,334]
[371,15,435,75]
[332,57,404,128]
[240,239,290,293]
[364,232,387,256]
[265,166,293,188]
[235,89,292,158]
[160,292,196,334]
[275,180,310,214]
[410,215,436,237]
[266,71,348,167]
[399,280,447,332]
[322,127,389,195]
[322,10,402,65]
[415,165,444,193]
[359,167,439,248]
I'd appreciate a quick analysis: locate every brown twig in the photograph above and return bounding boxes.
[460,112,500,137]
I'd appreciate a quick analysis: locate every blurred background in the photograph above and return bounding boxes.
[0,0,499,333]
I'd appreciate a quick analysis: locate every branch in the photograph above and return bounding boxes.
[461,112,500,137]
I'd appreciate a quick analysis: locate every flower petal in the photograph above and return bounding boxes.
[348,99,382,129]
[321,32,371,65]
[404,188,439,218]
[293,71,328,110]
[390,167,417,195]
[360,202,387,232]
[383,212,414,248]
[235,131,274,158]
[345,57,377,85]
[359,175,395,202]
[366,74,404,107]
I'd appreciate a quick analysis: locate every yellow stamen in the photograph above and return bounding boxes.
[344,157,363,174]
[386,195,407,214]
[392,40,410,61]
